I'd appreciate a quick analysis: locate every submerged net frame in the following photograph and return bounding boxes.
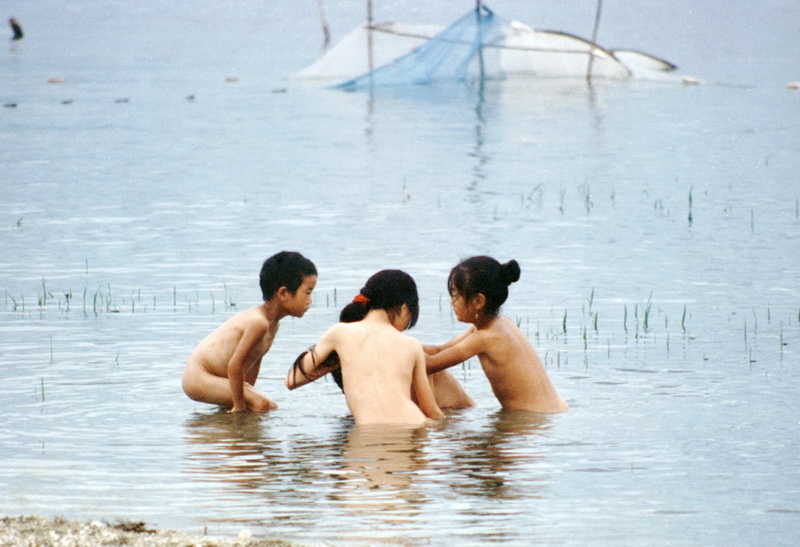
[317,3,679,90]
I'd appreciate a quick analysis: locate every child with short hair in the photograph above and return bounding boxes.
[424,256,568,413]
[182,251,317,412]
[286,270,444,426]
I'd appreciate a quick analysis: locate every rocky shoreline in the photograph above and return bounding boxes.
[0,515,296,546]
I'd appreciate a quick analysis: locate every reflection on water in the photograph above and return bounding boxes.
[449,411,550,500]
[328,423,429,518]
[181,408,555,542]
[184,411,281,495]
[183,410,434,536]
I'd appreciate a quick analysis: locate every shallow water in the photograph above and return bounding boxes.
[2,0,799,544]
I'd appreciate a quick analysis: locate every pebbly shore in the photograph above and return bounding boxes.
[0,515,298,547]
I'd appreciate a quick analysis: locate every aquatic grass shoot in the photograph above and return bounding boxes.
[642,292,653,333]
[6,280,795,372]
[681,305,687,334]
[623,304,628,333]
[35,377,46,402]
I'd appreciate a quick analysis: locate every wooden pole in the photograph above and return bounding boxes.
[476,0,485,82]
[317,0,330,49]
[587,0,603,82]
[367,0,374,72]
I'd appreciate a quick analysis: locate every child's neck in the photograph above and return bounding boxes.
[261,300,288,324]
[473,313,496,330]
[364,309,391,324]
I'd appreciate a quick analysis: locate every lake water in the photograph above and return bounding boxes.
[1,0,799,544]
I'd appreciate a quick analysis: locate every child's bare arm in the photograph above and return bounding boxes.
[413,349,444,420]
[286,327,340,390]
[426,329,484,374]
[228,323,269,412]
[423,326,477,355]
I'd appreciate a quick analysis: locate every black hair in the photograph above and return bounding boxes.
[448,256,521,318]
[339,269,420,328]
[330,269,419,392]
[259,251,317,301]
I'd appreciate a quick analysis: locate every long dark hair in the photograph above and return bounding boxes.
[340,269,419,328]
[448,256,521,317]
[331,269,420,391]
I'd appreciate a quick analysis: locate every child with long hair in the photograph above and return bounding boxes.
[286,270,444,426]
[425,256,568,413]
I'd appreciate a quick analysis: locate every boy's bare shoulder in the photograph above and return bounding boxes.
[228,305,271,328]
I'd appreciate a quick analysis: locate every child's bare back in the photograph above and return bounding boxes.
[286,270,444,427]
[329,319,436,426]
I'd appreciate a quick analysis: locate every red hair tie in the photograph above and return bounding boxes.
[353,293,369,305]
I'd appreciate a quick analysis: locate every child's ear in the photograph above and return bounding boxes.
[472,293,487,311]
[401,304,414,330]
[276,286,291,300]
[400,303,411,326]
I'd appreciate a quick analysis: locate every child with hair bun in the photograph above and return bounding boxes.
[286,270,444,427]
[424,256,568,413]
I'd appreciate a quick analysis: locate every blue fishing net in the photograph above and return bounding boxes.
[333,5,506,91]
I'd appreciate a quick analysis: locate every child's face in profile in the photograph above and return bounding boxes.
[450,289,471,323]
[286,274,317,317]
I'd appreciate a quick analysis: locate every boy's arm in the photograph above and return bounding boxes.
[285,326,340,390]
[422,326,477,355]
[228,323,269,412]
[425,329,484,374]
[413,347,444,420]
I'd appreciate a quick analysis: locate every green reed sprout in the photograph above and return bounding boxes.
[623,304,628,333]
[681,305,687,334]
[642,293,653,332]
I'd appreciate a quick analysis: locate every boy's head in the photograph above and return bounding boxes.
[260,251,317,301]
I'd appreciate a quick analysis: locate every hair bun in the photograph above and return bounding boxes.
[502,260,521,285]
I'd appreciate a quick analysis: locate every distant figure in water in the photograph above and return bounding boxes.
[9,18,23,40]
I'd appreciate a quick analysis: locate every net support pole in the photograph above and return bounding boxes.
[586,0,603,82]
[475,0,485,82]
[367,0,374,73]
[318,0,331,49]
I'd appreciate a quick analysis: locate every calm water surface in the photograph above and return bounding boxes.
[2,0,799,544]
